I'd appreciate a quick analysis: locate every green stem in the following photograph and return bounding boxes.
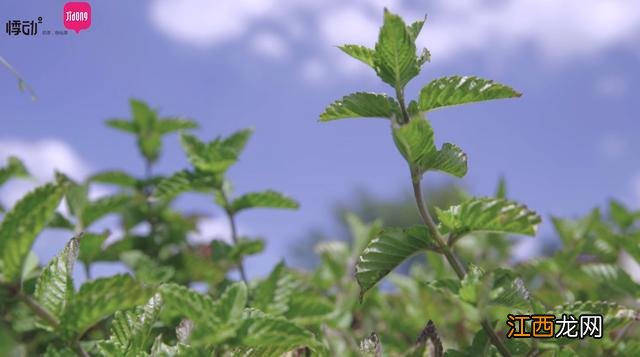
[395,87,411,124]
[225,208,249,285]
[15,290,89,357]
[218,189,249,285]
[411,174,512,357]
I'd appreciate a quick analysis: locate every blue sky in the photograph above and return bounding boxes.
[1,0,639,277]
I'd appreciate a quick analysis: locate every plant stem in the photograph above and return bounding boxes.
[15,290,89,356]
[17,290,59,326]
[411,174,512,357]
[218,189,249,285]
[395,87,411,124]
[411,177,465,279]
[224,208,249,285]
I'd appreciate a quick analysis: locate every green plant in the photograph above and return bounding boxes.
[0,8,638,357]
[319,8,638,357]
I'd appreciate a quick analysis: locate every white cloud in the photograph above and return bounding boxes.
[188,217,232,244]
[149,0,640,81]
[250,32,289,59]
[150,0,278,48]
[0,139,91,208]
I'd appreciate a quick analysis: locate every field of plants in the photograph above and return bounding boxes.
[1,9,639,357]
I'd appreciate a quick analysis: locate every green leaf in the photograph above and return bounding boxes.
[61,274,154,337]
[180,130,252,175]
[610,200,635,230]
[157,118,198,134]
[229,238,265,261]
[338,45,375,68]
[106,119,136,133]
[252,262,297,316]
[233,313,319,352]
[230,190,299,214]
[319,92,401,122]
[34,236,79,320]
[283,294,334,325]
[548,301,639,330]
[89,171,138,188]
[417,76,521,112]
[78,231,109,265]
[215,282,247,322]
[436,198,541,241]
[406,16,426,41]
[130,99,162,162]
[0,156,29,186]
[373,9,419,88]
[48,212,75,230]
[153,170,220,201]
[160,282,247,345]
[121,251,174,284]
[0,182,64,282]
[392,118,467,178]
[64,181,88,218]
[80,194,130,228]
[356,226,439,298]
[459,265,532,311]
[99,293,163,355]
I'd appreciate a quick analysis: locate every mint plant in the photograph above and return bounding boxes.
[1,8,639,357]
[319,8,634,357]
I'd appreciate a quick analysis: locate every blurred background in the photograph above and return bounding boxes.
[1,0,639,279]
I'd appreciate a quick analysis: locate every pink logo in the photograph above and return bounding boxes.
[63,2,91,33]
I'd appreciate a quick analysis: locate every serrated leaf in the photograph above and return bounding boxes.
[230,190,299,214]
[320,92,401,122]
[180,130,252,175]
[61,274,154,337]
[216,282,247,322]
[157,118,198,134]
[283,294,334,325]
[548,301,639,330]
[0,156,30,186]
[436,198,541,241]
[418,76,521,112]
[34,236,79,321]
[80,194,130,228]
[153,170,220,201]
[338,45,375,67]
[101,293,163,355]
[373,9,420,88]
[407,16,426,41]
[459,265,531,311]
[356,226,439,298]
[252,262,297,316]
[89,171,138,188]
[0,182,64,281]
[159,282,246,345]
[392,118,467,178]
[233,314,318,352]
